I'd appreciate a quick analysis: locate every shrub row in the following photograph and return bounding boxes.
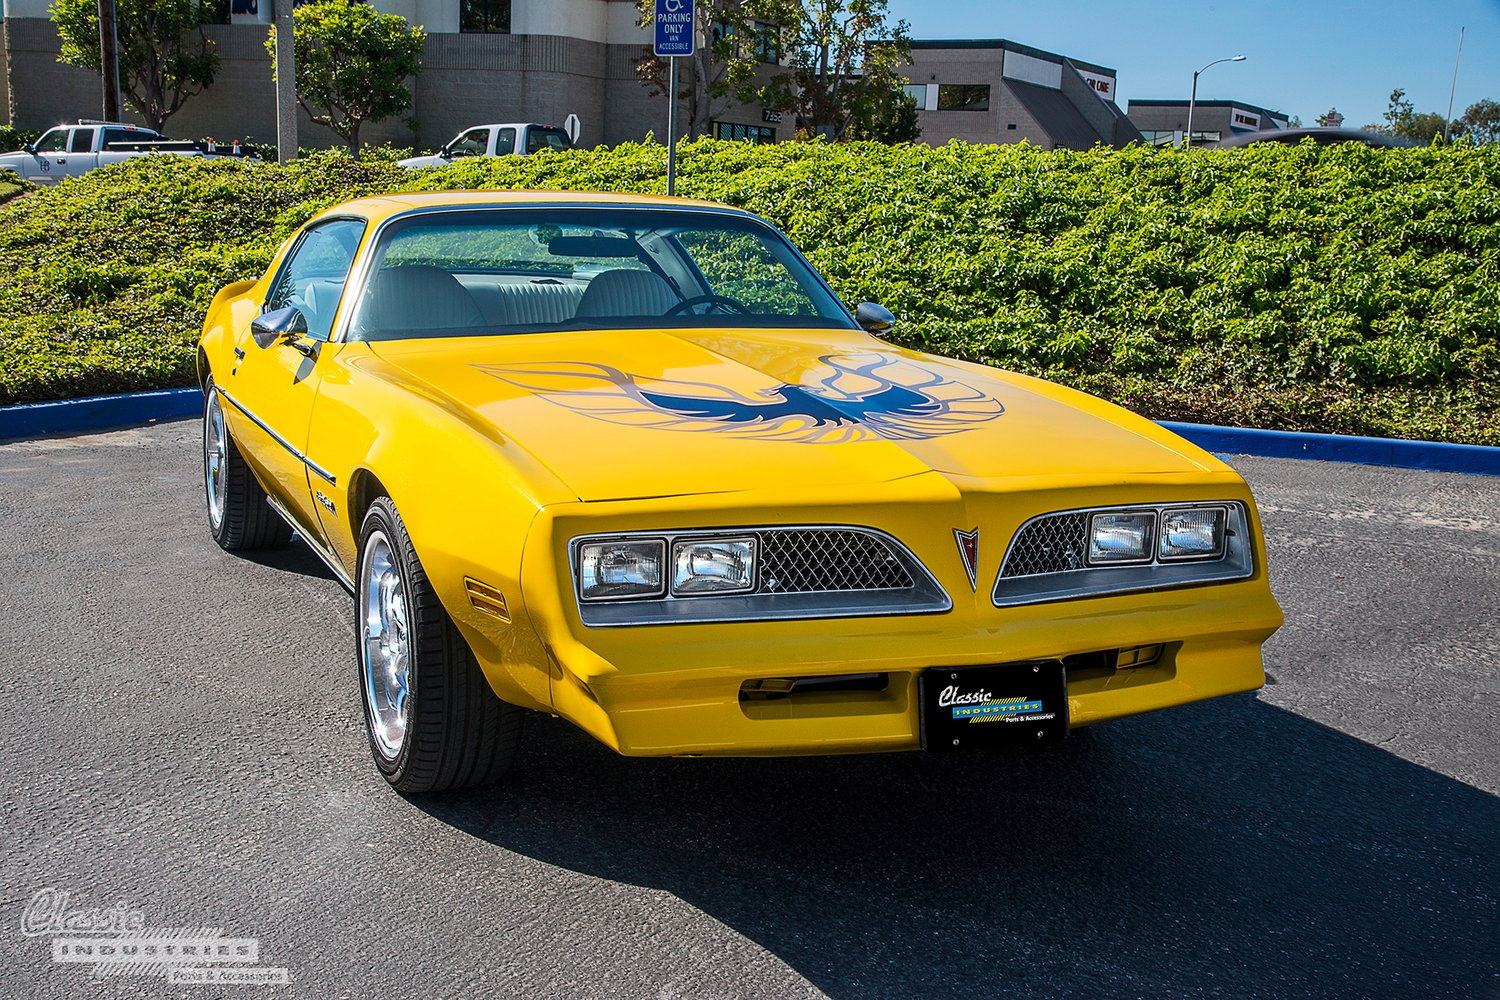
[0,126,41,153]
[0,139,1496,444]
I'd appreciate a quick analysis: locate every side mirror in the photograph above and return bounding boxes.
[855,301,896,335]
[23,143,36,154]
[251,306,308,349]
[438,143,451,157]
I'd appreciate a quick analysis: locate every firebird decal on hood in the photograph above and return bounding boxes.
[473,353,1004,444]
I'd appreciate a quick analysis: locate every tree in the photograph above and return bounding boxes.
[51,0,219,132]
[634,0,797,139]
[1367,88,1448,143]
[845,82,919,143]
[267,0,425,153]
[1455,98,1500,144]
[755,0,911,141]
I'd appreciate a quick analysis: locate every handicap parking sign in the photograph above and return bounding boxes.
[654,0,695,57]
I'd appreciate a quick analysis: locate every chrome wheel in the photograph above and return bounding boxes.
[204,391,227,531]
[361,530,411,761]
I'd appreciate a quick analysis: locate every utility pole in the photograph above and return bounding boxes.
[97,0,122,121]
[274,0,298,162]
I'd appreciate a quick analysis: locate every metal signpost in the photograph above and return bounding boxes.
[654,0,694,196]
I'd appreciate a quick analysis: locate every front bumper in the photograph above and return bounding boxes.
[508,471,1283,757]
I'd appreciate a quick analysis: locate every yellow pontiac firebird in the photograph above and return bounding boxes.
[197,191,1283,793]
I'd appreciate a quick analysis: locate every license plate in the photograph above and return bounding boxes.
[919,661,1069,751]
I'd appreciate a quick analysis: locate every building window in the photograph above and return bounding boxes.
[937,84,990,111]
[715,122,776,144]
[752,22,779,63]
[461,0,510,33]
[901,84,926,105]
[712,20,733,45]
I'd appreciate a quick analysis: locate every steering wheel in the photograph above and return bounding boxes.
[664,294,750,316]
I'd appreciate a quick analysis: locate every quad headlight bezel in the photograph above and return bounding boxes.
[994,501,1254,607]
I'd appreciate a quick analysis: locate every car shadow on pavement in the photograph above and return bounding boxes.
[411,693,1498,1000]
[238,537,341,583]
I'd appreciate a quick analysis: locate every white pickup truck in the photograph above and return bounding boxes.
[398,123,574,169]
[0,120,251,185]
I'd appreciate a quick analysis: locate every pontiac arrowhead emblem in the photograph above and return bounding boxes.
[954,528,979,590]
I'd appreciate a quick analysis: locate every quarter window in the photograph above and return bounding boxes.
[265,218,366,341]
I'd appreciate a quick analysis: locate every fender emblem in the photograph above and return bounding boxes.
[315,490,336,515]
[954,528,979,590]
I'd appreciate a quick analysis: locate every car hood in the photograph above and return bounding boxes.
[397,154,450,169]
[363,329,1220,502]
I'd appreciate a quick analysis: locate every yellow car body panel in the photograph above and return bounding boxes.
[198,190,1284,760]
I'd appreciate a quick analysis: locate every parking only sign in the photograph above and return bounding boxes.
[654,0,695,57]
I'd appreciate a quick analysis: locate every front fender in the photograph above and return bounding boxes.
[306,346,575,711]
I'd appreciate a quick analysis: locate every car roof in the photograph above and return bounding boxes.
[1210,127,1424,149]
[315,190,743,225]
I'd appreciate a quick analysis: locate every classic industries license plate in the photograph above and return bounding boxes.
[919,661,1069,751]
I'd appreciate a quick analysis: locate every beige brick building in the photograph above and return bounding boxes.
[0,0,777,150]
[903,39,1141,150]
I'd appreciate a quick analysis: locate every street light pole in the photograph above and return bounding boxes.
[1185,54,1246,147]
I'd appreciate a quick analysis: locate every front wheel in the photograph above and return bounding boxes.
[357,496,523,793]
[203,378,291,551]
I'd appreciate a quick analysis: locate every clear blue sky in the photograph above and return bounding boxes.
[884,0,1500,128]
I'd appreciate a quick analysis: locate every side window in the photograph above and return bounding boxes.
[265,218,367,341]
[452,128,489,156]
[34,129,68,153]
[69,129,95,153]
[102,128,140,148]
[494,128,516,155]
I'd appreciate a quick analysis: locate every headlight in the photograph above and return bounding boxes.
[671,538,755,595]
[1159,507,1227,560]
[578,540,664,600]
[1087,512,1154,564]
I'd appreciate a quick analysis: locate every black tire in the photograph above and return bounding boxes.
[203,378,292,552]
[356,496,523,793]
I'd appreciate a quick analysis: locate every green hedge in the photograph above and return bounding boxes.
[1,139,1497,445]
[0,126,41,153]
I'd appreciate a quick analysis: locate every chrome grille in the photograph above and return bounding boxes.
[759,529,915,593]
[1000,512,1090,578]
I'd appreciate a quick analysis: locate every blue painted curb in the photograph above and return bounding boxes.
[2,388,1497,477]
[1159,421,1500,477]
[0,386,202,440]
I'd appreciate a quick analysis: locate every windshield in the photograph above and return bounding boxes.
[346,208,855,342]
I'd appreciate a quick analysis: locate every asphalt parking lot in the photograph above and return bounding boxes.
[2,418,1496,1000]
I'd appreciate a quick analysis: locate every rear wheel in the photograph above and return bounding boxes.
[203,378,291,551]
[357,496,523,793]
